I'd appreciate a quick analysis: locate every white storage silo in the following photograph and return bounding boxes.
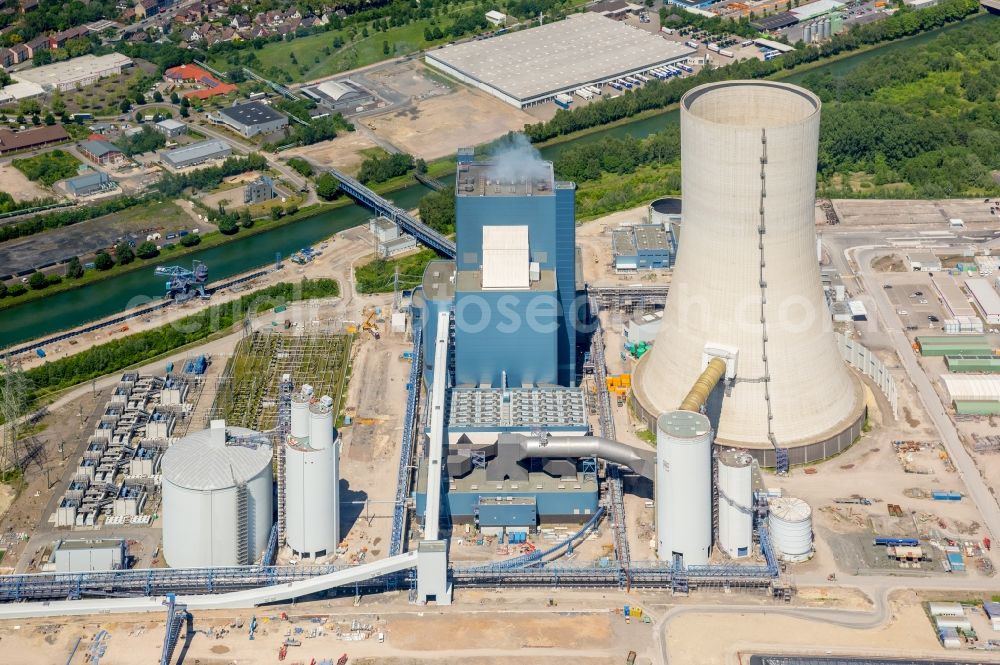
[768,496,813,561]
[285,395,340,559]
[291,384,313,438]
[802,23,813,44]
[717,449,753,558]
[656,410,712,566]
[161,420,273,568]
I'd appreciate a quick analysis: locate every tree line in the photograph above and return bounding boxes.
[17,279,339,401]
[0,194,159,244]
[522,0,980,143]
[543,18,1000,199]
[156,153,268,197]
[357,152,417,185]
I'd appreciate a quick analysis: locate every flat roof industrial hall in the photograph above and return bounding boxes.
[425,13,694,107]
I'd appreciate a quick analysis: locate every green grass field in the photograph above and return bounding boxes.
[12,150,80,186]
[210,20,444,82]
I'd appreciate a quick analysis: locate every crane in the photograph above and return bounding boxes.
[154,261,209,301]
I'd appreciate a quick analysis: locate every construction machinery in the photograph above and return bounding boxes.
[362,308,380,339]
[155,261,209,301]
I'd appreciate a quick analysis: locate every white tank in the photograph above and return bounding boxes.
[633,81,864,462]
[290,386,313,439]
[717,449,753,558]
[285,397,340,559]
[768,496,813,561]
[161,420,273,568]
[656,410,712,566]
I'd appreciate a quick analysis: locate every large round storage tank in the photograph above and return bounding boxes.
[802,23,813,43]
[290,384,313,438]
[656,410,712,566]
[285,396,340,559]
[161,420,273,568]
[648,197,682,250]
[768,496,813,561]
[717,449,753,558]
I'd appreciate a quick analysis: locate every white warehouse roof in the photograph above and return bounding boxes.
[161,421,272,491]
[790,0,844,19]
[965,278,1000,318]
[941,375,1000,402]
[425,13,694,104]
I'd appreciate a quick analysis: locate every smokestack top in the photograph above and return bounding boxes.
[455,134,554,197]
[681,80,820,129]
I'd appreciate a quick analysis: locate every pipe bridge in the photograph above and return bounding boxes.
[326,166,456,258]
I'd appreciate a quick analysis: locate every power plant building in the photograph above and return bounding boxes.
[160,420,273,568]
[409,146,597,529]
[632,81,865,467]
[425,13,694,108]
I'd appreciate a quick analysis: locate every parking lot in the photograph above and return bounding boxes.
[882,279,946,332]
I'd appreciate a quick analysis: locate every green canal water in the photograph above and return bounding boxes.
[0,15,989,349]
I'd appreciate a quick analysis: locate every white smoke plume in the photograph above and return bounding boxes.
[486,133,550,183]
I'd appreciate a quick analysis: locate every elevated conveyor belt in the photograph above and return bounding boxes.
[326,166,456,258]
[0,553,418,619]
[423,311,451,541]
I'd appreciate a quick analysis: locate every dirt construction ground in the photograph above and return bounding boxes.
[367,88,535,161]
[0,162,54,202]
[282,132,379,176]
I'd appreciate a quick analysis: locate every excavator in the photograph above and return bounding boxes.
[361,308,381,340]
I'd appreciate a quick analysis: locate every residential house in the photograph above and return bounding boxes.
[25,35,49,58]
[8,43,28,63]
[136,0,158,18]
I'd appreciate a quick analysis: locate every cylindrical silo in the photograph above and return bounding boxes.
[285,396,340,559]
[291,385,313,439]
[656,410,712,566]
[632,81,864,466]
[717,449,753,558]
[768,496,813,561]
[821,18,831,39]
[161,420,273,568]
[802,23,812,44]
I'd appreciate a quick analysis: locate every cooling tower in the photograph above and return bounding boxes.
[633,81,865,466]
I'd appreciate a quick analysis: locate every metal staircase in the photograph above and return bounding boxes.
[236,482,249,565]
[160,593,189,665]
[757,128,787,473]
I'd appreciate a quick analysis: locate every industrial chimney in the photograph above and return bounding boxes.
[632,81,865,467]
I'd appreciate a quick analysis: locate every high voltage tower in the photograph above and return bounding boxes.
[0,356,31,473]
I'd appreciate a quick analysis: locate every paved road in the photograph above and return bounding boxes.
[849,245,1000,544]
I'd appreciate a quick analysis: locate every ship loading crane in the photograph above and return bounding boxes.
[154,261,209,301]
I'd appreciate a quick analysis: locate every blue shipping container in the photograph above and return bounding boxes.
[624,605,631,617]
[947,551,965,571]
[932,491,962,501]
[873,537,919,547]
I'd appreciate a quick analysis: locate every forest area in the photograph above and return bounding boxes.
[547,18,1000,208]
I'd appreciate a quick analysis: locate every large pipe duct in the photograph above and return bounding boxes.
[679,357,727,412]
[484,433,655,481]
[522,435,655,480]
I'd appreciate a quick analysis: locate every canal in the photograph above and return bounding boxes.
[0,15,988,349]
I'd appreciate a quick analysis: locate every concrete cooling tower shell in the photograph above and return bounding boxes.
[633,81,865,466]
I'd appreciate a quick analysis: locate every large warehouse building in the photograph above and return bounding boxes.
[425,13,694,108]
